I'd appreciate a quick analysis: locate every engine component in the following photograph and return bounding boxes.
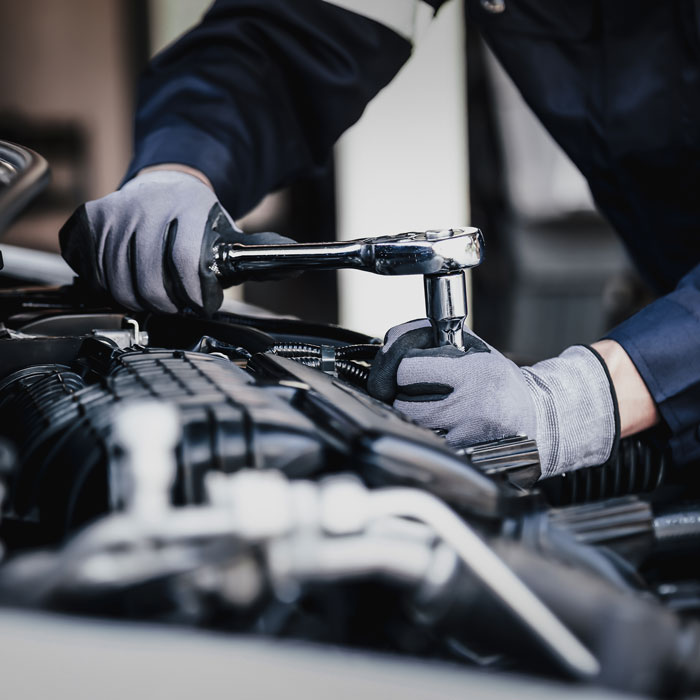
[7,461,700,696]
[411,535,700,697]
[539,435,670,506]
[0,344,324,544]
[0,455,597,681]
[460,435,541,488]
[19,314,149,349]
[249,352,515,519]
[269,341,378,387]
[653,505,700,553]
[0,141,49,237]
[112,401,181,521]
[518,496,700,580]
[543,497,655,566]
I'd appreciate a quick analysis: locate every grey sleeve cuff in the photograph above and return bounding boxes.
[522,345,618,479]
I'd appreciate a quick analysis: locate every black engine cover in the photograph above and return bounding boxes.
[0,343,324,544]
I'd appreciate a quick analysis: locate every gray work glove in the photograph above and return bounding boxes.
[367,319,619,478]
[59,170,295,315]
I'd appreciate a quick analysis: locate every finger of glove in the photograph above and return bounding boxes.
[91,190,181,314]
[395,353,538,447]
[59,204,106,294]
[382,321,489,358]
[115,170,219,313]
[167,203,217,313]
[196,203,240,314]
[382,318,433,353]
[367,322,435,402]
[131,219,180,314]
[139,175,219,314]
[82,194,148,312]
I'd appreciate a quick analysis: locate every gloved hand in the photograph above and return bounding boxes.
[59,170,295,315]
[367,319,619,478]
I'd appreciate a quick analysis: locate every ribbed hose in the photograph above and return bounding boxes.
[540,436,669,506]
[269,343,375,389]
[277,354,371,389]
[271,343,379,361]
[336,360,370,386]
[270,343,320,358]
[336,344,380,361]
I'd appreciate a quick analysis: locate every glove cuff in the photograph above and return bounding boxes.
[522,345,618,478]
[121,168,215,193]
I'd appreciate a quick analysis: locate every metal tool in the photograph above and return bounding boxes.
[213,227,484,350]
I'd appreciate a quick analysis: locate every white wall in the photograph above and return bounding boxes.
[335,2,469,338]
[148,0,212,56]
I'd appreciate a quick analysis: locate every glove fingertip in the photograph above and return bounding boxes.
[59,204,104,293]
[366,371,396,403]
[382,318,433,351]
[368,322,436,403]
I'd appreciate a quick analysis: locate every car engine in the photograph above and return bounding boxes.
[2,140,700,699]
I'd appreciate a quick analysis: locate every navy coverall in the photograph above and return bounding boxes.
[125,0,700,465]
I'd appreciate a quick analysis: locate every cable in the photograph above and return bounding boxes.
[269,345,372,389]
[336,360,370,387]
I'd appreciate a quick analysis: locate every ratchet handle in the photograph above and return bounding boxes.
[213,240,364,286]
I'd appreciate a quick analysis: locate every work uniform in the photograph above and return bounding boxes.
[125,0,700,465]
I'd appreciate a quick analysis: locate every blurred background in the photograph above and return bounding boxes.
[0,0,653,361]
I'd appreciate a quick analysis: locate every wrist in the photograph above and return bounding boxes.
[591,339,659,437]
[135,163,214,191]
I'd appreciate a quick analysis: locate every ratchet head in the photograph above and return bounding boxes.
[357,227,484,276]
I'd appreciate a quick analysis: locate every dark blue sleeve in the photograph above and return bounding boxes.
[124,0,417,218]
[607,263,700,465]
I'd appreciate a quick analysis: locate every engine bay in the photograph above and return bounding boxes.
[2,141,700,698]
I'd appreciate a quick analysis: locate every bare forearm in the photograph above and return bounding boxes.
[592,339,659,437]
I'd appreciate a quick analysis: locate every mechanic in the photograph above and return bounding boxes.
[58,1,700,480]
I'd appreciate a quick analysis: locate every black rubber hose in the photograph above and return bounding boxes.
[652,506,700,553]
[291,356,321,368]
[336,360,370,388]
[336,344,379,361]
[191,335,252,360]
[539,436,669,506]
[271,343,379,362]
